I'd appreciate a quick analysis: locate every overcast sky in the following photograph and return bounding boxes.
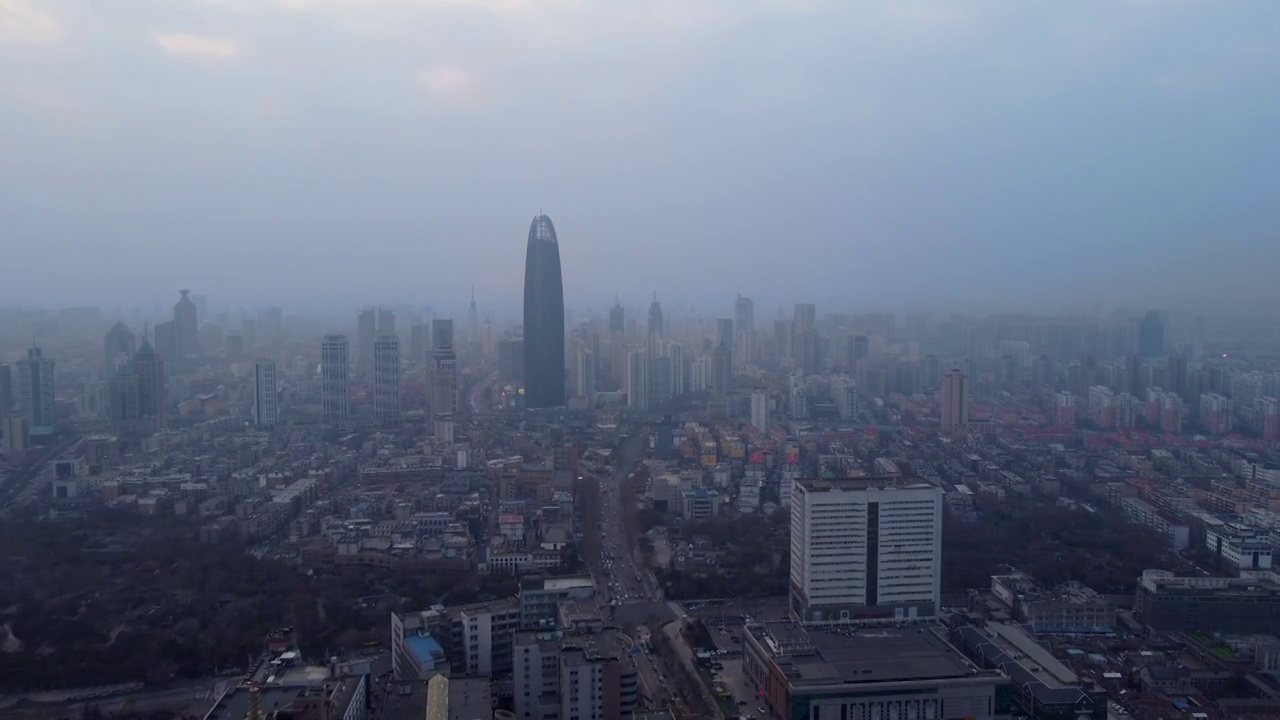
[1,0,1277,319]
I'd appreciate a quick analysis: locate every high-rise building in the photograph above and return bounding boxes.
[789,477,943,622]
[1200,393,1233,435]
[649,356,672,407]
[774,318,794,368]
[626,350,648,411]
[431,322,457,439]
[1053,391,1075,428]
[107,365,139,436]
[939,369,969,435]
[1139,311,1165,359]
[647,292,664,338]
[1260,397,1280,442]
[609,299,625,335]
[574,348,595,405]
[131,340,166,434]
[690,356,709,393]
[320,334,350,427]
[432,318,454,351]
[374,335,401,428]
[253,359,278,428]
[498,336,525,386]
[2,413,29,452]
[751,388,768,432]
[711,346,731,396]
[173,289,199,362]
[378,307,396,340]
[793,303,817,375]
[409,323,430,366]
[668,341,685,397]
[357,308,377,378]
[16,347,56,429]
[522,213,566,409]
[103,321,136,374]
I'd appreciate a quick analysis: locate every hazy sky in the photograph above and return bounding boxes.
[2,0,1278,318]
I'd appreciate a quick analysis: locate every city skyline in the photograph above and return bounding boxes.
[3,3,1279,311]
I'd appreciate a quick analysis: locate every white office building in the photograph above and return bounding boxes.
[252,359,278,428]
[789,476,943,623]
[751,388,768,432]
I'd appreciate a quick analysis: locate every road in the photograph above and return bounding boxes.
[596,430,661,607]
[584,429,678,710]
[0,435,81,519]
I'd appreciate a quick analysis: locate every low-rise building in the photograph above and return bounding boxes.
[1136,569,1280,634]
[741,622,1013,720]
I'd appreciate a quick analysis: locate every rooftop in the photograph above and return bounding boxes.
[795,476,941,494]
[746,622,985,689]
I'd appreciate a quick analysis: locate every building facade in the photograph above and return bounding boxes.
[253,359,278,428]
[789,477,943,622]
[939,369,969,435]
[16,347,56,430]
[522,214,566,408]
[321,334,350,427]
[374,335,401,428]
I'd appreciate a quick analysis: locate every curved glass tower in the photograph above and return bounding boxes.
[523,214,566,408]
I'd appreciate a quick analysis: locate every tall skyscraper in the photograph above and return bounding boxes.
[1138,311,1165,359]
[131,340,166,434]
[321,334,350,427]
[253,359,278,428]
[647,292,664,338]
[103,322,136,375]
[522,213,566,409]
[939,369,969,435]
[16,347,56,429]
[431,319,457,438]
[789,477,943,622]
[357,308,377,378]
[173,289,199,362]
[609,299,625,335]
[374,335,402,428]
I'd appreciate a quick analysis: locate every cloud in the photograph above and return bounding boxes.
[419,65,489,108]
[0,0,62,44]
[153,32,240,60]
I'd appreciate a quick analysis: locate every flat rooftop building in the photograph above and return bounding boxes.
[1136,569,1280,634]
[789,476,942,622]
[741,621,1012,720]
